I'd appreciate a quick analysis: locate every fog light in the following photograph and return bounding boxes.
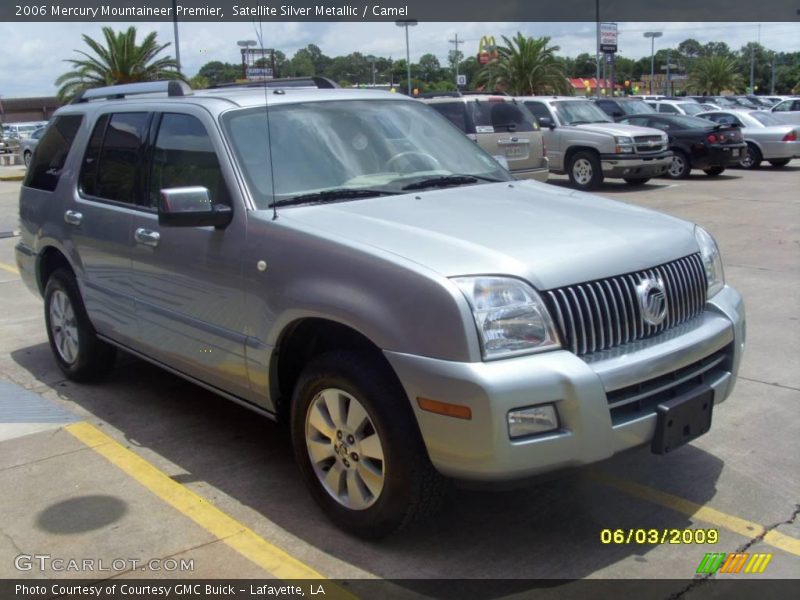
[508,404,559,439]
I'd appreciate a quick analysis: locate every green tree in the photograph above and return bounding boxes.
[188,74,209,90]
[687,55,743,94]
[418,53,442,82]
[55,26,182,102]
[197,61,240,86]
[478,33,570,95]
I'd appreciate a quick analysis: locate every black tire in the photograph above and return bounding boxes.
[769,158,791,168]
[665,150,691,179]
[567,150,603,190]
[44,268,116,382]
[703,166,725,176]
[623,177,650,185]
[739,143,762,169]
[23,151,32,168]
[290,351,447,539]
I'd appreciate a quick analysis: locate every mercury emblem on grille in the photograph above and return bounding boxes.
[636,276,668,326]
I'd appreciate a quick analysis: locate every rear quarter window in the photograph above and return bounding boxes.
[427,102,469,133]
[23,115,83,192]
[470,102,536,133]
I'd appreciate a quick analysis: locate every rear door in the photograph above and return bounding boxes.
[469,100,544,174]
[524,100,562,170]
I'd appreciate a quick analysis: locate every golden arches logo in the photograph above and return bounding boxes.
[477,35,498,64]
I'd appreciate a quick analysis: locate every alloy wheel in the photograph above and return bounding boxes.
[49,289,79,364]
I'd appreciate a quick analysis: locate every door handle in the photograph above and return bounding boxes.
[134,228,160,248]
[64,210,82,226]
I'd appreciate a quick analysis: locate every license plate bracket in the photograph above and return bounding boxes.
[651,385,714,455]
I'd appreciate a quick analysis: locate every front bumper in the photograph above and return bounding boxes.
[599,152,672,178]
[385,285,744,482]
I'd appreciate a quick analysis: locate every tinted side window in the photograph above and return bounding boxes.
[86,112,150,204]
[148,113,229,209]
[23,115,83,192]
[428,102,468,133]
[488,102,535,133]
[524,102,551,121]
[79,114,109,197]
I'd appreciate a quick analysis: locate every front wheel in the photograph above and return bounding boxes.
[567,151,603,190]
[703,166,725,176]
[44,269,116,381]
[739,143,762,169]
[623,177,650,185]
[666,151,691,179]
[290,351,447,539]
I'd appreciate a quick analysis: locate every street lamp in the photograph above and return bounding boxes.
[643,31,662,95]
[395,19,418,95]
[366,55,377,86]
[237,40,257,80]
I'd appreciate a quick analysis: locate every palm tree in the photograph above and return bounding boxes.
[687,55,743,95]
[478,33,571,95]
[56,27,183,102]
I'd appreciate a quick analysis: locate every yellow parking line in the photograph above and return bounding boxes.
[589,471,800,557]
[0,261,19,275]
[66,422,359,595]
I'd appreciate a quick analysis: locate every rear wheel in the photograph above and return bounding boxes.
[666,150,691,179]
[703,166,725,176]
[44,269,116,381]
[290,351,447,539]
[567,151,603,190]
[769,158,791,168]
[623,177,650,185]
[739,143,762,169]
[23,151,32,168]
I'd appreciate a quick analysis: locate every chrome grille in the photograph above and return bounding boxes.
[544,254,707,356]
[634,134,666,154]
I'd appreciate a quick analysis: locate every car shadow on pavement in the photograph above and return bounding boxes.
[11,343,726,582]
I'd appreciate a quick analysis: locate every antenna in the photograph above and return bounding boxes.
[252,19,278,220]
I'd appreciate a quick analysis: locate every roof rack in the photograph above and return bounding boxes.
[71,80,192,103]
[209,76,340,90]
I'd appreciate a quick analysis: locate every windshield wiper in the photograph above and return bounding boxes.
[400,174,501,191]
[270,188,398,208]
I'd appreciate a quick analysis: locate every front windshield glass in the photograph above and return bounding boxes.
[619,99,655,115]
[749,111,786,126]
[222,99,512,209]
[680,103,705,116]
[552,101,612,124]
[667,115,718,129]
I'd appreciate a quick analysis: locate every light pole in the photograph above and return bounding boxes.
[643,31,662,94]
[237,40,257,80]
[366,55,377,86]
[395,19,418,95]
[171,0,181,74]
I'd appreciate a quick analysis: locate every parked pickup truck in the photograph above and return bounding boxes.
[521,97,673,189]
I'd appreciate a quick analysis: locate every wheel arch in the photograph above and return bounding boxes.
[36,246,74,296]
[564,145,600,167]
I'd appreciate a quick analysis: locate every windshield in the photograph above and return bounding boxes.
[552,101,612,124]
[619,99,655,115]
[680,103,705,116]
[749,111,786,126]
[222,99,511,209]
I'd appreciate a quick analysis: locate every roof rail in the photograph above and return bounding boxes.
[71,80,192,103]
[209,76,340,90]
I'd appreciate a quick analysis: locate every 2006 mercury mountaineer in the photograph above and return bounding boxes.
[16,80,745,538]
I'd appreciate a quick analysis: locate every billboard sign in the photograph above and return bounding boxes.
[599,22,617,53]
[246,67,273,79]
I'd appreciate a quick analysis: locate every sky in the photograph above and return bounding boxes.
[0,20,797,97]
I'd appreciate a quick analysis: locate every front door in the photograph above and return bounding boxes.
[129,110,251,400]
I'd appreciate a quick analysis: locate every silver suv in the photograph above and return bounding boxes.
[16,80,745,538]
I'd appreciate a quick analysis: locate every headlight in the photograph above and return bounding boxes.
[694,226,725,298]
[452,276,561,360]
[614,135,634,153]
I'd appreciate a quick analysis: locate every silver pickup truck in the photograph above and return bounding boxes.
[520,96,673,189]
[16,80,744,539]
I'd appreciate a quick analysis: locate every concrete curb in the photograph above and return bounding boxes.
[0,174,24,182]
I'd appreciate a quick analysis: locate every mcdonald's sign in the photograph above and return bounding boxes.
[696,552,773,574]
[477,35,498,65]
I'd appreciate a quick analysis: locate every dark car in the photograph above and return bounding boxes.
[618,114,747,178]
[592,97,656,120]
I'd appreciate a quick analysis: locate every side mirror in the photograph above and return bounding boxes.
[158,187,232,228]
[538,117,555,129]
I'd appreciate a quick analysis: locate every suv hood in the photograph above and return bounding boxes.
[574,122,664,137]
[275,181,698,290]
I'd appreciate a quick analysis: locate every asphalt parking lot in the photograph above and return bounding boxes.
[0,163,798,593]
